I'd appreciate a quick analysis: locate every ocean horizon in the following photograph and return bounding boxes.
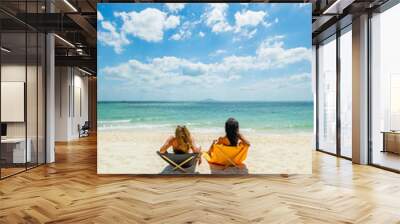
[98,101,314,134]
[98,100,313,103]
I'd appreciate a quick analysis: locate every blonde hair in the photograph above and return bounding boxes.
[175,125,192,152]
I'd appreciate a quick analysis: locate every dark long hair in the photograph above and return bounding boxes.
[225,118,239,146]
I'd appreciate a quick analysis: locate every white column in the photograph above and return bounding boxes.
[55,67,74,141]
[352,14,369,164]
[46,32,55,163]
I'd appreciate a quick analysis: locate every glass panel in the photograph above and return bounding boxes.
[0,1,46,178]
[318,36,337,154]
[371,4,400,171]
[26,0,39,169]
[340,28,352,158]
[312,46,317,149]
[38,32,45,165]
[27,30,38,169]
[1,30,27,177]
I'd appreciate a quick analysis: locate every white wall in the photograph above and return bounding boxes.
[1,65,26,139]
[55,67,89,141]
[55,66,70,141]
[72,73,89,137]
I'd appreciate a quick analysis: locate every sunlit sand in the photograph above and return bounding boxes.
[98,129,312,174]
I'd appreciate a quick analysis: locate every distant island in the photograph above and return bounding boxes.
[201,98,219,102]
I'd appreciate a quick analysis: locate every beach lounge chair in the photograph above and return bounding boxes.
[203,143,249,168]
[156,151,200,173]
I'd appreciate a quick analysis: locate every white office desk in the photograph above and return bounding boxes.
[1,138,31,163]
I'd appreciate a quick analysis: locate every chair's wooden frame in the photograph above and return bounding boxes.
[157,152,199,173]
[208,147,242,169]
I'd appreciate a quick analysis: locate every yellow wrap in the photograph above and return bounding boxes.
[203,143,249,166]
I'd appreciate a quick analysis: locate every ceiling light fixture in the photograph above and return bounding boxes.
[323,0,355,15]
[1,47,11,53]
[54,34,75,48]
[78,67,93,76]
[63,0,78,12]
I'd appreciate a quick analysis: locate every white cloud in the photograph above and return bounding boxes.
[204,4,272,40]
[115,8,180,42]
[232,10,273,41]
[239,73,311,92]
[199,31,205,37]
[102,35,311,88]
[204,3,233,33]
[170,33,182,41]
[209,49,227,57]
[297,3,309,8]
[170,29,192,40]
[165,3,186,13]
[97,11,104,21]
[234,29,257,41]
[170,20,200,41]
[254,35,311,68]
[234,10,267,32]
[102,56,235,89]
[98,21,130,54]
[165,15,180,29]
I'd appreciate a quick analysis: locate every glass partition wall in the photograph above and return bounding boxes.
[0,2,46,179]
[339,26,352,158]
[315,1,400,172]
[0,31,27,177]
[317,35,337,154]
[370,3,400,171]
[316,26,353,159]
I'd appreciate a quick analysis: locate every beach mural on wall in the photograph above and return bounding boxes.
[97,3,313,174]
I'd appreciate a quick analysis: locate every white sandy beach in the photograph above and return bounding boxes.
[98,129,312,174]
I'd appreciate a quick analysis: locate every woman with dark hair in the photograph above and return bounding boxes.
[209,118,250,151]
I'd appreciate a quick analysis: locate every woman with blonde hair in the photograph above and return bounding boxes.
[159,125,201,155]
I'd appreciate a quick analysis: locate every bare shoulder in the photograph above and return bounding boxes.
[166,136,176,143]
[217,136,229,145]
[239,134,250,146]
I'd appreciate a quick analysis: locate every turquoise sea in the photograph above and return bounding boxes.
[98,101,313,133]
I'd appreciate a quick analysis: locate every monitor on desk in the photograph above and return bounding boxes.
[1,123,7,138]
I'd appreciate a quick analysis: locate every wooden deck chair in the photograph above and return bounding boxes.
[156,151,199,173]
[203,143,249,168]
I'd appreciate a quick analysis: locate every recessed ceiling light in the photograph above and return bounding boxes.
[54,34,75,48]
[1,47,11,53]
[78,67,93,76]
[323,0,354,15]
[63,0,78,12]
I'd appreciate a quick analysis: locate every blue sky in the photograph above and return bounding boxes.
[98,3,312,101]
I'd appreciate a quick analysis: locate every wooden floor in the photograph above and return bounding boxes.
[1,135,400,223]
[373,151,400,171]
